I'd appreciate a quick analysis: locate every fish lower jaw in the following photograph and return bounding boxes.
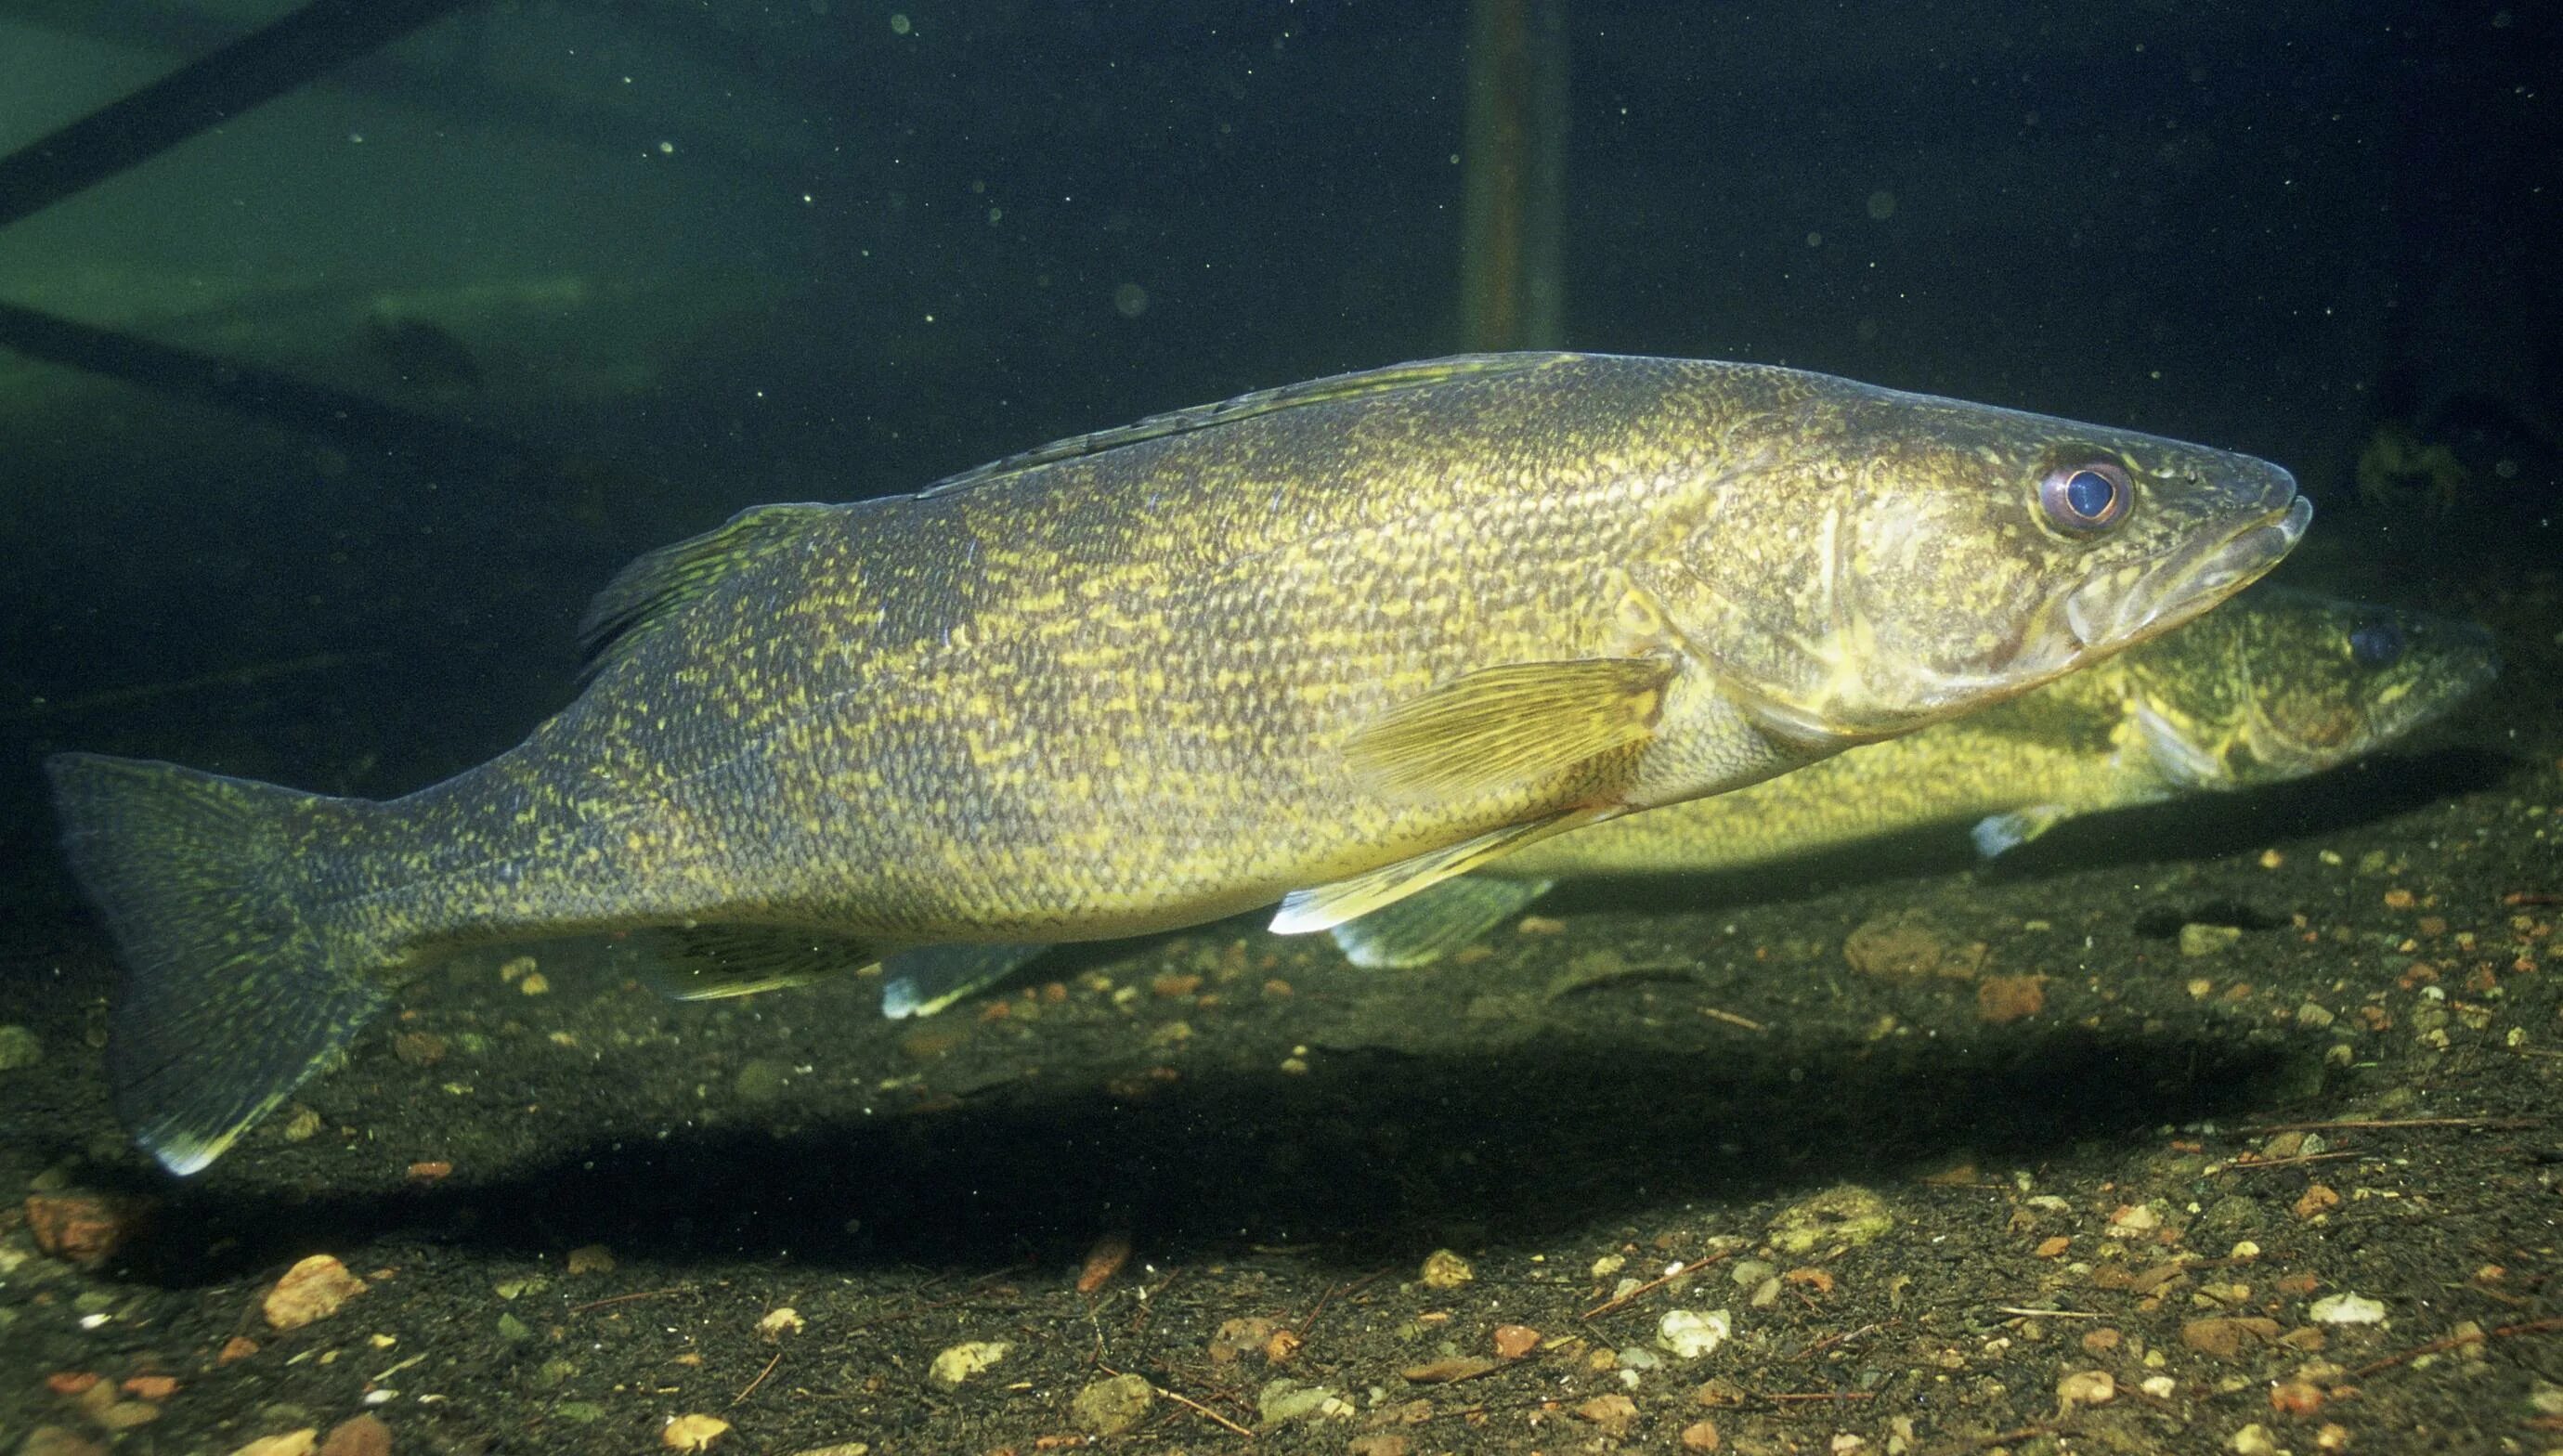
[2064,494,2314,654]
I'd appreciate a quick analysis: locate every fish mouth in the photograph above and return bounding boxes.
[2064,488,2312,654]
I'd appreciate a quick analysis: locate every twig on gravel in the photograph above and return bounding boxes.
[838,1266,1029,1333]
[1296,1269,1389,1340]
[2347,1315,2563,1377]
[1931,1419,2082,1453]
[1101,1365,1253,1438]
[2212,1151,2362,1172]
[568,1285,698,1314]
[1792,1320,1888,1358]
[731,1351,782,1407]
[1581,1249,1736,1320]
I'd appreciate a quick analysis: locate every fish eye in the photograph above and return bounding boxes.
[2038,461,2131,536]
[2349,622,2406,669]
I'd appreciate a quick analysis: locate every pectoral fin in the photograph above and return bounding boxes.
[637,926,878,1001]
[1970,805,2072,859]
[1330,876,1555,968]
[879,942,1052,1019]
[2132,707,2232,789]
[1271,812,1598,935]
[1345,657,1672,800]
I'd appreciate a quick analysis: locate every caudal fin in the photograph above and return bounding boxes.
[47,753,393,1175]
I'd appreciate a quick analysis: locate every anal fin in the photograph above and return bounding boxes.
[636,925,878,1002]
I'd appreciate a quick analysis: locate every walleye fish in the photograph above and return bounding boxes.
[1324,588,2495,967]
[49,352,2306,1172]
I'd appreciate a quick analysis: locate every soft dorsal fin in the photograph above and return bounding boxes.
[917,353,1576,499]
[576,502,835,680]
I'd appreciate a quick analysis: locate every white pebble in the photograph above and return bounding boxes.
[1657,1307,1732,1359]
[2309,1293,2387,1324]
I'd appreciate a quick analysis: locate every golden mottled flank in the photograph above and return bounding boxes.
[48,352,2306,1171]
[1331,589,2495,967]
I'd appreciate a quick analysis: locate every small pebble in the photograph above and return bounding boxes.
[2181,1316,2282,1358]
[23,1193,138,1268]
[2309,1292,2387,1325]
[2179,923,2244,957]
[1768,1185,1893,1254]
[1658,1307,1732,1359]
[262,1255,366,1331]
[1680,1418,1723,1451]
[927,1340,1009,1389]
[1492,1323,1541,1359]
[1070,1372,1153,1436]
[1419,1248,1475,1289]
[660,1413,729,1451]
[2056,1369,2115,1407]
[95,1401,161,1431]
[1255,1377,1349,1424]
[1976,974,2046,1024]
[1400,1356,1496,1384]
[2269,1380,2325,1415]
[317,1414,391,1456]
[757,1306,804,1339]
[229,1433,319,1456]
[2228,1423,2281,1456]
[1207,1317,1278,1364]
[1573,1394,1639,1436]
[2105,1202,2160,1236]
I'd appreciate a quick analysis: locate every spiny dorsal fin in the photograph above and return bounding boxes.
[1270,809,1602,935]
[918,353,1577,499]
[1330,876,1555,968]
[1345,656,1672,800]
[576,502,835,681]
